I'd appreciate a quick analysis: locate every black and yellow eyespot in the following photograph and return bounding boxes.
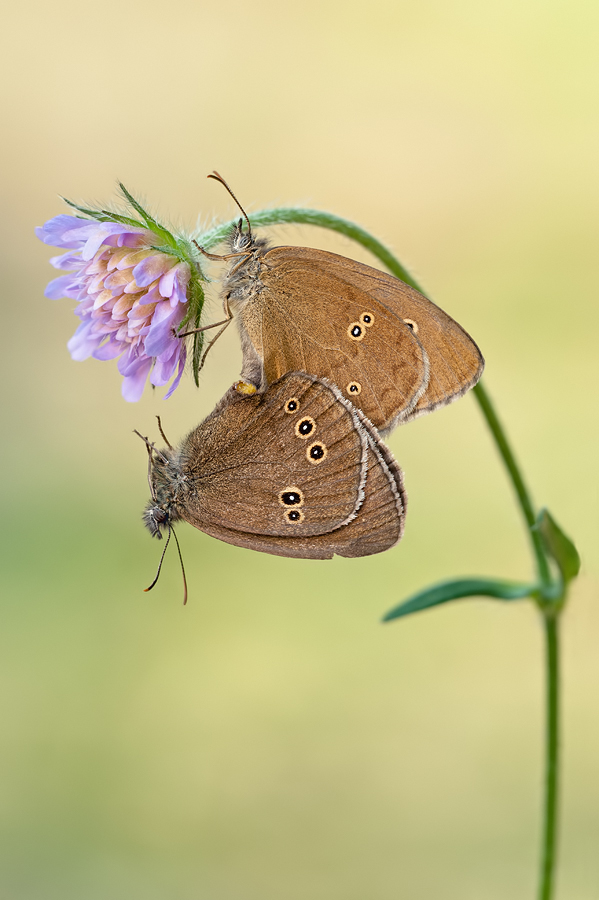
[295,416,316,438]
[403,318,419,334]
[347,322,365,341]
[360,312,375,327]
[278,488,304,508]
[285,508,304,524]
[347,381,362,395]
[307,442,327,464]
[285,397,300,414]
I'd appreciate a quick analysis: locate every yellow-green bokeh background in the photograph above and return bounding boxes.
[2,2,598,897]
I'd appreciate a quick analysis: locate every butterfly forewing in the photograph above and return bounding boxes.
[190,432,406,559]
[180,373,368,538]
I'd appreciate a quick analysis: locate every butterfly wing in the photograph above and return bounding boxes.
[235,250,429,432]
[178,373,369,538]
[191,424,406,559]
[242,246,483,428]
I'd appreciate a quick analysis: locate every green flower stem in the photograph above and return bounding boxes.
[540,614,560,900]
[472,382,553,593]
[200,207,562,899]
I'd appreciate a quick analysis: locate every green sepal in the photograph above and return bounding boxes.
[118,183,178,250]
[533,509,580,584]
[177,272,206,386]
[62,197,144,229]
[382,577,536,623]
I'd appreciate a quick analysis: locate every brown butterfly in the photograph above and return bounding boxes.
[139,373,406,586]
[191,173,484,434]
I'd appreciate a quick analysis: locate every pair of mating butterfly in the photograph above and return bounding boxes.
[140,174,484,593]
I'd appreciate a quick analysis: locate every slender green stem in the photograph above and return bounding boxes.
[540,613,560,900]
[472,382,553,591]
[200,205,563,899]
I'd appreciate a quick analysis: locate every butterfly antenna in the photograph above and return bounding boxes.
[143,523,188,605]
[170,524,189,606]
[208,171,253,239]
[144,524,172,592]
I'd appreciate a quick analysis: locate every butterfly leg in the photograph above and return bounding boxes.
[176,316,231,339]
[196,300,234,374]
[193,239,250,265]
[156,415,173,449]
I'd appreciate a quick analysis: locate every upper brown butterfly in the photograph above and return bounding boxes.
[193,172,484,434]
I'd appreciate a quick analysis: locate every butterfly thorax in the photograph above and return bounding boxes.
[143,448,189,538]
[223,224,271,311]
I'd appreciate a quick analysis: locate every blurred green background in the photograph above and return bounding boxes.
[1,1,598,897]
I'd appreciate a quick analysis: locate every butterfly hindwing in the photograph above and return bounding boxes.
[179,373,369,538]
[190,424,406,560]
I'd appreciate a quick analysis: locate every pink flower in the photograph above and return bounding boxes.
[37,194,204,401]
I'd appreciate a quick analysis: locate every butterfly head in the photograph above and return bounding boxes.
[135,430,187,540]
[229,218,270,257]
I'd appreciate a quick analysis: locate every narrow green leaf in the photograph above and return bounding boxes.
[534,509,581,583]
[118,183,176,247]
[62,197,143,228]
[382,578,536,623]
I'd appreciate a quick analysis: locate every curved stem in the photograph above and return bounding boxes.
[472,382,553,591]
[200,205,563,899]
[540,613,560,900]
[200,209,420,288]
[202,207,555,591]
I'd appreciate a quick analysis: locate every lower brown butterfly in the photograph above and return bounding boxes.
[191,173,484,434]
[139,373,405,597]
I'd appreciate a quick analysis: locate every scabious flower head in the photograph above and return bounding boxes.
[36,186,206,401]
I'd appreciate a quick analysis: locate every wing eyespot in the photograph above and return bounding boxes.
[403,318,419,334]
[347,381,362,395]
[278,488,304,508]
[347,322,365,341]
[295,416,316,438]
[285,397,300,413]
[307,442,327,464]
[285,508,305,524]
[360,312,375,327]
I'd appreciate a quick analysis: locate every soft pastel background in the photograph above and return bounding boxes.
[1,1,597,898]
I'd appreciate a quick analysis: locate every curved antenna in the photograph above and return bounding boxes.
[208,171,252,239]
[170,525,188,606]
[144,524,172,592]
[144,523,188,606]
